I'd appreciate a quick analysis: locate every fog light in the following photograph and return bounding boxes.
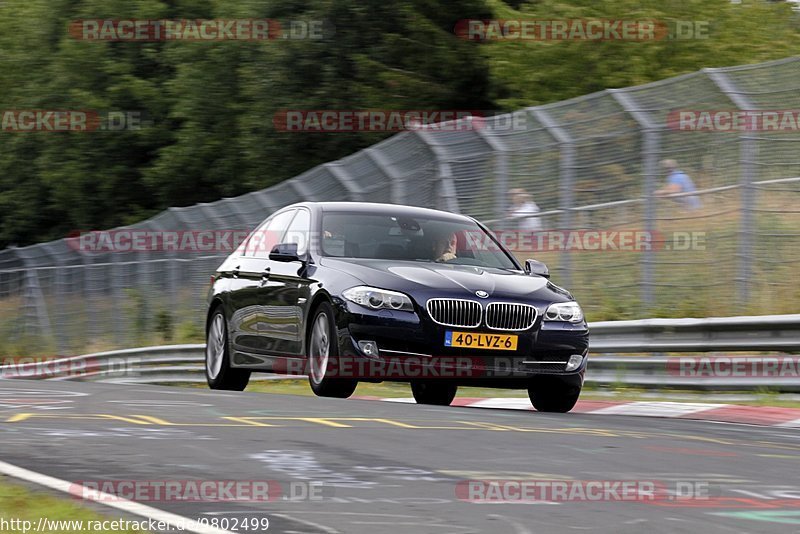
[565,354,584,372]
[358,340,379,357]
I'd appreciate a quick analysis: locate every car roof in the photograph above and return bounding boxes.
[289,202,475,223]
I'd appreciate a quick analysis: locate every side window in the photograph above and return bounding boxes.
[243,218,272,257]
[283,209,310,256]
[246,210,296,257]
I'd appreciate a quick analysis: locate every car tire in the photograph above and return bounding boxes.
[527,375,581,413]
[410,381,457,406]
[307,301,358,399]
[206,309,251,391]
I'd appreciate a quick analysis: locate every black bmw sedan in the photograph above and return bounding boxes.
[205,202,588,412]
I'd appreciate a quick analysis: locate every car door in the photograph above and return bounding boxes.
[260,207,312,358]
[228,209,296,359]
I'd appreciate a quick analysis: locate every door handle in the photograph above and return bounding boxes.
[259,268,271,285]
[232,266,240,278]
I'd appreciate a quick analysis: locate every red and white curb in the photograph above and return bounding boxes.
[354,397,800,428]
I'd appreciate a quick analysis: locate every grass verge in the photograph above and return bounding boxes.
[0,478,146,533]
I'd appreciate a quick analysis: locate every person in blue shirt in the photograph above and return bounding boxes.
[655,159,701,209]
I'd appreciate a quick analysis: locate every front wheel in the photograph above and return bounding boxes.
[528,375,581,413]
[410,381,457,406]
[307,302,357,398]
[206,310,250,391]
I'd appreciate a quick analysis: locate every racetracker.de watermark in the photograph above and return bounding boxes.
[69,479,327,502]
[491,230,706,252]
[667,110,800,132]
[69,19,329,41]
[1,110,148,132]
[69,229,254,253]
[271,356,588,379]
[68,229,707,254]
[454,19,710,41]
[0,356,140,379]
[0,517,234,534]
[455,480,715,503]
[667,357,800,378]
[273,110,491,132]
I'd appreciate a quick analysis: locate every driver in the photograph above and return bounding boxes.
[323,220,344,239]
[432,231,458,263]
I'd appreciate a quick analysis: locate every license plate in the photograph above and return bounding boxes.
[444,331,518,351]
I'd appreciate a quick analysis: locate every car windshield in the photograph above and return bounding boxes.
[320,211,518,270]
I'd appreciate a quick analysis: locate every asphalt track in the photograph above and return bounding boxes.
[1,379,800,533]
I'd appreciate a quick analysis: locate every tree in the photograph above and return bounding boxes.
[483,0,800,108]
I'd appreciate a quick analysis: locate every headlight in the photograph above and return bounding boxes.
[544,302,584,323]
[342,286,415,312]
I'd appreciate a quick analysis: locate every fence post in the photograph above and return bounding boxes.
[326,163,365,202]
[705,69,756,308]
[80,253,97,344]
[111,255,125,347]
[414,129,461,213]
[46,245,70,355]
[474,121,509,225]
[640,130,660,310]
[364,146,408,204]
[136,219,166,345]
[531,108,574,287]
[54,265,67,353]
[609,89,663,312]
[289,178,315,201]
[22,269,53,346]
[493,151,509,228]
[738,137,756,306]
[364,147,405,204]
[167,208,196,319]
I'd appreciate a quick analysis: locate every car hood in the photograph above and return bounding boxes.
[320,258,573,302]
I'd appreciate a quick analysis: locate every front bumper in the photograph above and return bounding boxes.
[332,297,589,385]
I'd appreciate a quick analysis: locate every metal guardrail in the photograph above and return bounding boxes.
[590,314,800,353]
[2,314,799,390]
[586,357,799,391]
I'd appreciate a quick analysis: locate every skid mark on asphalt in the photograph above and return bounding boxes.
[109,399,214,408]
[0,425,218,441]
[0,387,89,410]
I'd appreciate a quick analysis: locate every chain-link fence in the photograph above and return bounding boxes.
[1,56,798,354]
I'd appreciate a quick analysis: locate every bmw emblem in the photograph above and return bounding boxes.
[475,290,489,298]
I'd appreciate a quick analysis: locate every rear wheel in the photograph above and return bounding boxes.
[410,381,457,406]
[528,375,581,413]
[206,310,250,391]
[308,302,357,398]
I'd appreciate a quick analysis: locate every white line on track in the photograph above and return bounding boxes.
[0,460,234,534]
[270,513,340,533]
[588,401,725,417]
[777,417,800,428]
[487,514,533,534]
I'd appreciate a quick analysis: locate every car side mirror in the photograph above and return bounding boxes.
[524,259,549,278]
[269,243,302,262]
